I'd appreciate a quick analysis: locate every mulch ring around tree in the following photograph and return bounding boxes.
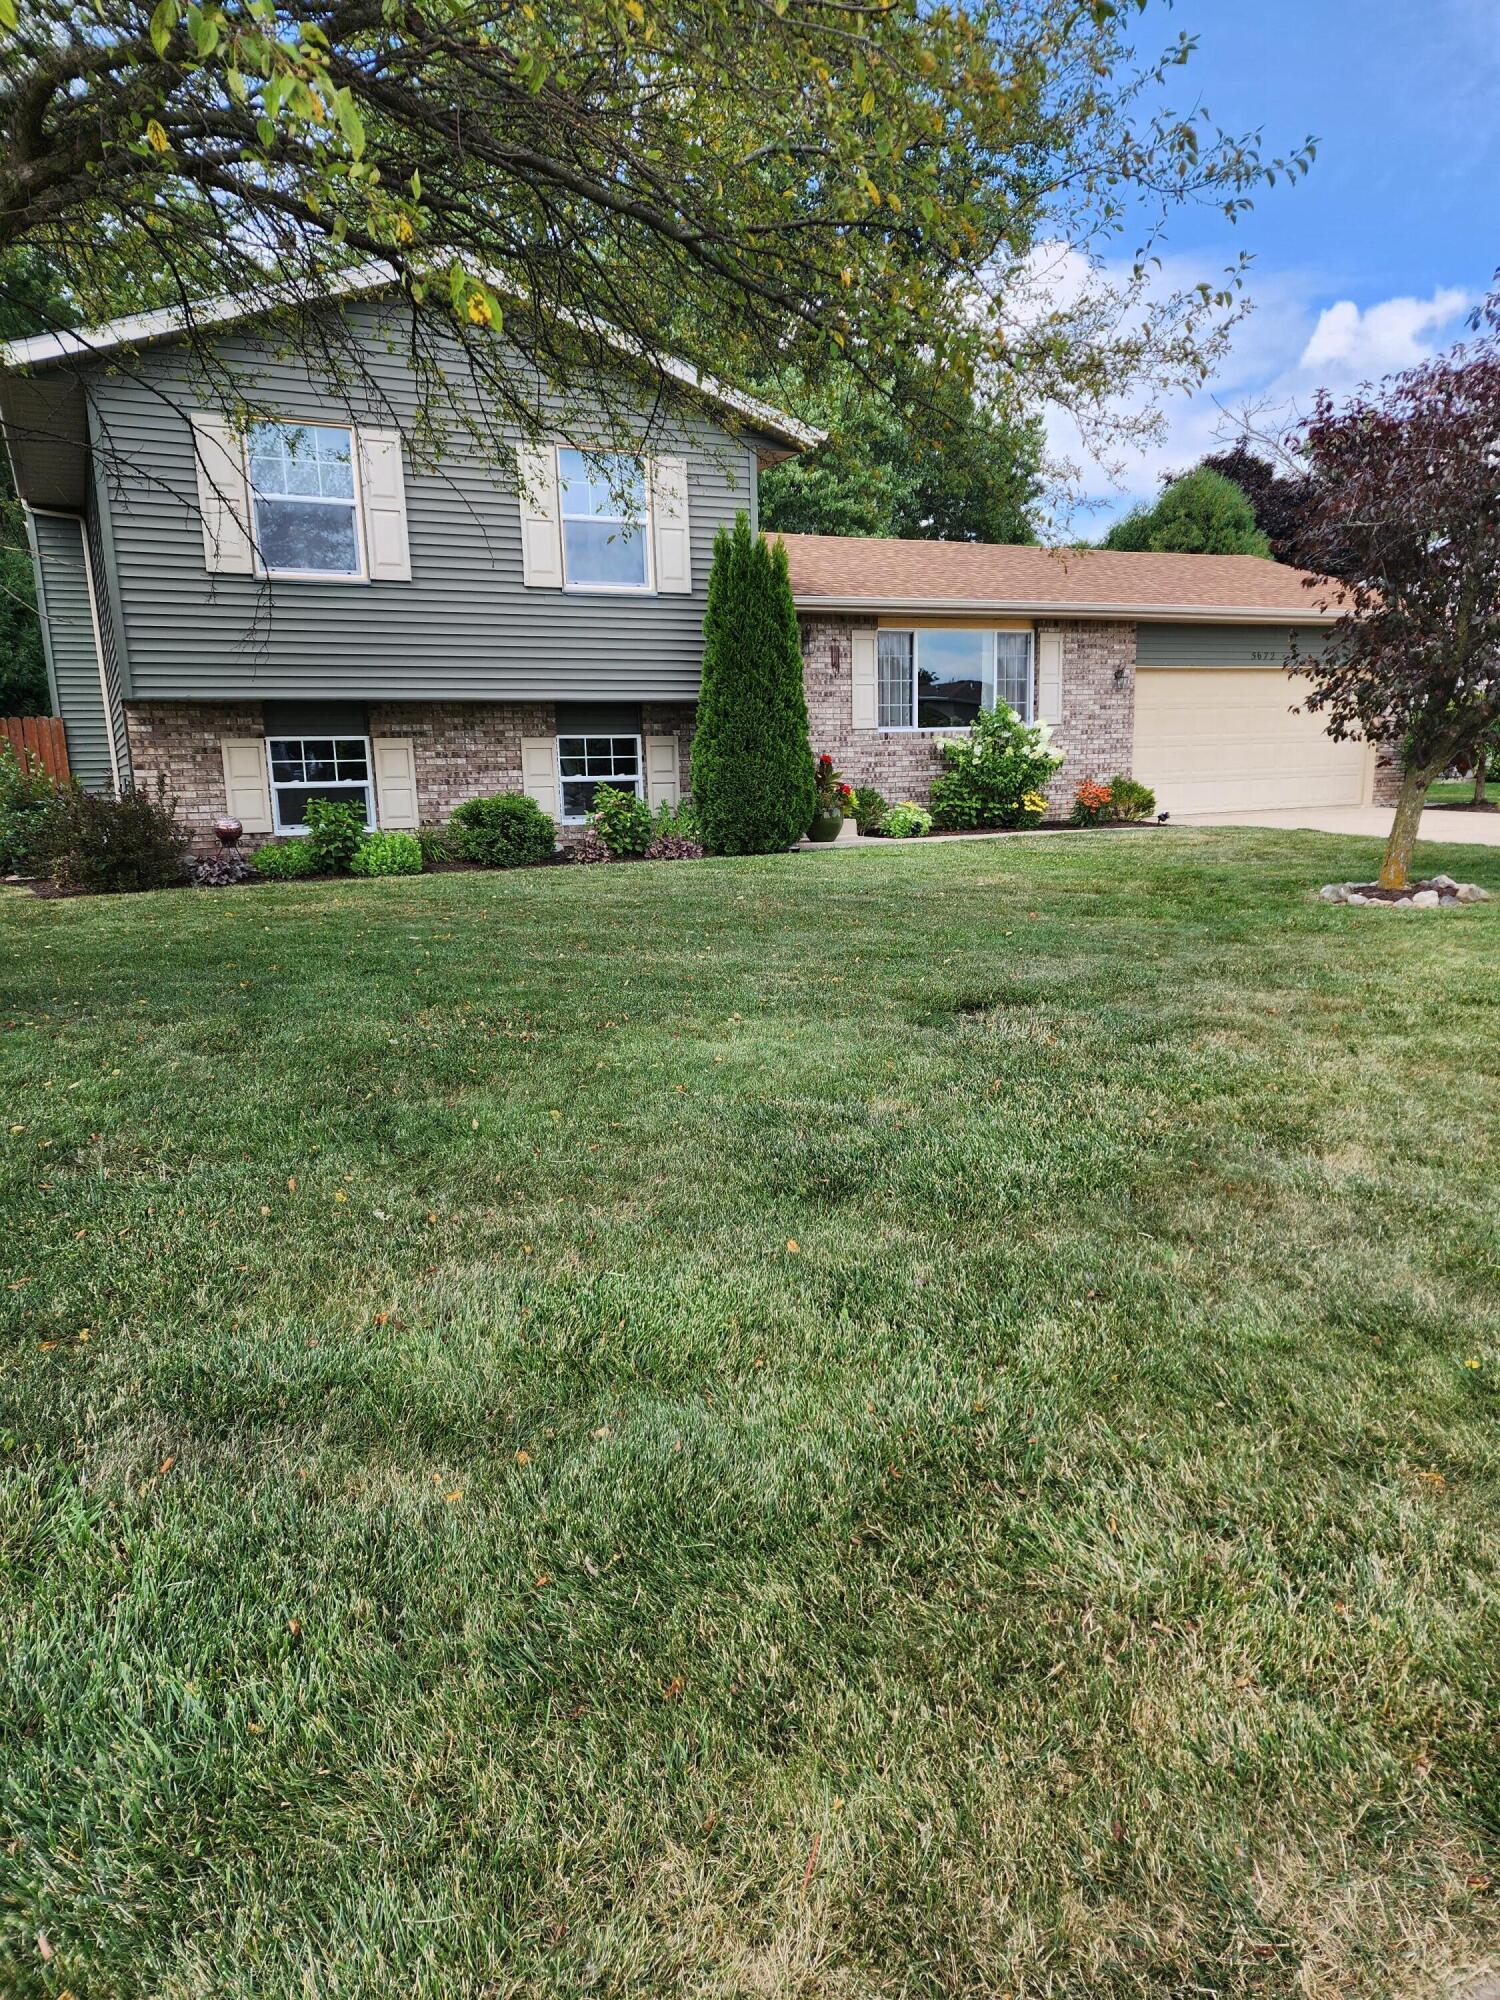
[1425,799,1500,813]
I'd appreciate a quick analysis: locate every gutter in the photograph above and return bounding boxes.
[790,595,1343,624]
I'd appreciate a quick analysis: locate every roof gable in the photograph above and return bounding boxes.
[0,260,818,457]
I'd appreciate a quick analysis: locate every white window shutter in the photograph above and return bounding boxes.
[649,456,691,594]
[358,430,411,581]
[1037,631,1064,723]
[220,737,271,832]
[851,628,878,729]
[520,736,560,818]
[371,737,419,827]
[516,445,564,587]
[644,734,680,808]
[190,414,253,574]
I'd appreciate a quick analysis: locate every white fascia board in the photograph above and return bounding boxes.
[0,259,822,453]
[790,595,1343,623]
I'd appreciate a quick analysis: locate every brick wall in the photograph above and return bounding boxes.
[125,700,266,846]
[124,697,699,847]
[1371,745,1404,806]
[366,699,554,818]
[798,615,1138,812]
[798,618,943,802]
[1037,619,1136,812]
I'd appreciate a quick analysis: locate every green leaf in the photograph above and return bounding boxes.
[334,88,365,159]
[148,0,178,57]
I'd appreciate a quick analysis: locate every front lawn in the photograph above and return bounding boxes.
[3,829,1497,1999]
[1428,776,1499,807]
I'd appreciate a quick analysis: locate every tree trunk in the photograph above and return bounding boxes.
[1378,761,1441,890]
[1474,748,1489,807]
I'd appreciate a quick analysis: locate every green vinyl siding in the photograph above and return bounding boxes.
[27,510,115,791]
[83,298,763,706]
[1134,622,1329,668]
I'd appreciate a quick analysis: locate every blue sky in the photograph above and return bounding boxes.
[1061,0,1500,530]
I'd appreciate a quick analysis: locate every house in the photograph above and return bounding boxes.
[0,277,812,841]
[0,279,1384,835]
[781,535,1392,817]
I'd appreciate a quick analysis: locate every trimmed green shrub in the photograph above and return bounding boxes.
[0,745,60,874]
[879,801,932,839]
[304,797,366,874]
[449,791,556,867]
[589,783,653,857]
[928,704,1064,830]
[692,516,816,854]
[1105,774,1156,821]
[849,784,888,834]
[253,837,318,880]
[32,777,189,894]
[351,830,423,877]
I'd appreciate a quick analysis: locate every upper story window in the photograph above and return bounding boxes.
[876,629,1035,731]
[248,423,363,577]
[557,450,650,591]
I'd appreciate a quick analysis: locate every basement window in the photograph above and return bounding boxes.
[557,734,642,822]
[268,736,375,833]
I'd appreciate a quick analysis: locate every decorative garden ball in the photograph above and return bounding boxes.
[214,816,244,848]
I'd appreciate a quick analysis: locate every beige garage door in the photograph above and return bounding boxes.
[1133,668,1369,814]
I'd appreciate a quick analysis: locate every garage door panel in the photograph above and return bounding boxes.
[1133,668,1366,814]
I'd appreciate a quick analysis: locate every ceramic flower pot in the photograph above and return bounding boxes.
[807,806,844,843]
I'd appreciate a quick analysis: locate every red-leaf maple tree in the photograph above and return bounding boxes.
[1293,284,1500,889]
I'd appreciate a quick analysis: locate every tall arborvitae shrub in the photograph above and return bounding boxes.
[692,516,817,854]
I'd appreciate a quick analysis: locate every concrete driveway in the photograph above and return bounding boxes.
[1178,805,1500,846]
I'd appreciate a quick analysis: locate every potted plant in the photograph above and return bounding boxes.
[807,754,853,842]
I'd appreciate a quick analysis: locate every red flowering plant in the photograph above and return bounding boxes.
[813,753,853,815]
[1069,778,1114,827]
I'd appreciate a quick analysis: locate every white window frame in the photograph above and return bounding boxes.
[876,628,1035,732]
[557,732,644,824]
[247,420,368,583]
[557,448,654,595]
[268,734,376,834]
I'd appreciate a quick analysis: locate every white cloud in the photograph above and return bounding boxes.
[1299,288,1472,376]
[1045,273,1478,536]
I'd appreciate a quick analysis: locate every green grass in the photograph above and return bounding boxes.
[1427,777,1499,807]
[2,828,1498,2000]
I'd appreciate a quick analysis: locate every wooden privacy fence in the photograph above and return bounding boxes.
[0,715,69,781]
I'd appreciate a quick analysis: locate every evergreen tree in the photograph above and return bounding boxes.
[1102,467,1270,557]
[692,517,816,855]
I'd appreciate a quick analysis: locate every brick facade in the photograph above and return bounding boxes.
[123,697,699,848]
[125,701,266,842]
[1035,618,1136,810]
[1370,745,1404,807]
[798,615,1138,813]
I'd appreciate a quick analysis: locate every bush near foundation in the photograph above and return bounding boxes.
[32,778,190,894]
[928,705,1063,829]
[449,792,557,868]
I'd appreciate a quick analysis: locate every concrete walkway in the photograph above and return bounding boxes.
[1178,805,1500,847]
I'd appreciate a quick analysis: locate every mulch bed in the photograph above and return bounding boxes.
[1425,800,1499,814]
